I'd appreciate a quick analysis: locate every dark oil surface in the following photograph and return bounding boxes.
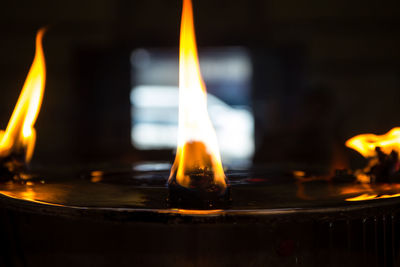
[0,162,400,215]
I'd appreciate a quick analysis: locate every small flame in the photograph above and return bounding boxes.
[345,127,400,183]
[0,29,46,163]
[345,128,400,158]
[169,0,226,190]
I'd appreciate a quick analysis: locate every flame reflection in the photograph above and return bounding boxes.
[346,193,400,201]
[342,183,400,201]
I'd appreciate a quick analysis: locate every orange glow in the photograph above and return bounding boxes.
[90,171,103,183]
[293,170,306,178]
[354,172,372,184]
[0,29,46,163]
[169,0,226,189]
[165,209,223,215]
[0,189,65,207]
[340,183,373,195]
[346,193,400,201]
[345,127,400,158]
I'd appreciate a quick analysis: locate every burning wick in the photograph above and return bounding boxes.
[0,28,46,175]
[345,128,400,183]
[168,0,230,209]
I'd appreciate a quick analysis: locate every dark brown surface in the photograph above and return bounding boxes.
[0,164,400,220]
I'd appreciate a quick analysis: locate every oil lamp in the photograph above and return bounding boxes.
[1,1,400,267]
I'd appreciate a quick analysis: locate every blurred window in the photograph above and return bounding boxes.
[130,47,254,164]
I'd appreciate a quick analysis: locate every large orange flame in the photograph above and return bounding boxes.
[345,127,400,158]
[0,29,46,163]
[169,0,226,190]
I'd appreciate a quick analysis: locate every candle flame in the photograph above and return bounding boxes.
[169,0,226,190]
[0,28,46,163]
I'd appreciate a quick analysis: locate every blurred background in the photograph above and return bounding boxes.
[0,0,400,169]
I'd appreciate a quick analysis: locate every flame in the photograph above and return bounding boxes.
[346,193,400,201]
[0,29,46,163]
[169,0,226,190]
[345,128,400,158]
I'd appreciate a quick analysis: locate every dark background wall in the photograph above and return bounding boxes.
[0,0,399,168]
